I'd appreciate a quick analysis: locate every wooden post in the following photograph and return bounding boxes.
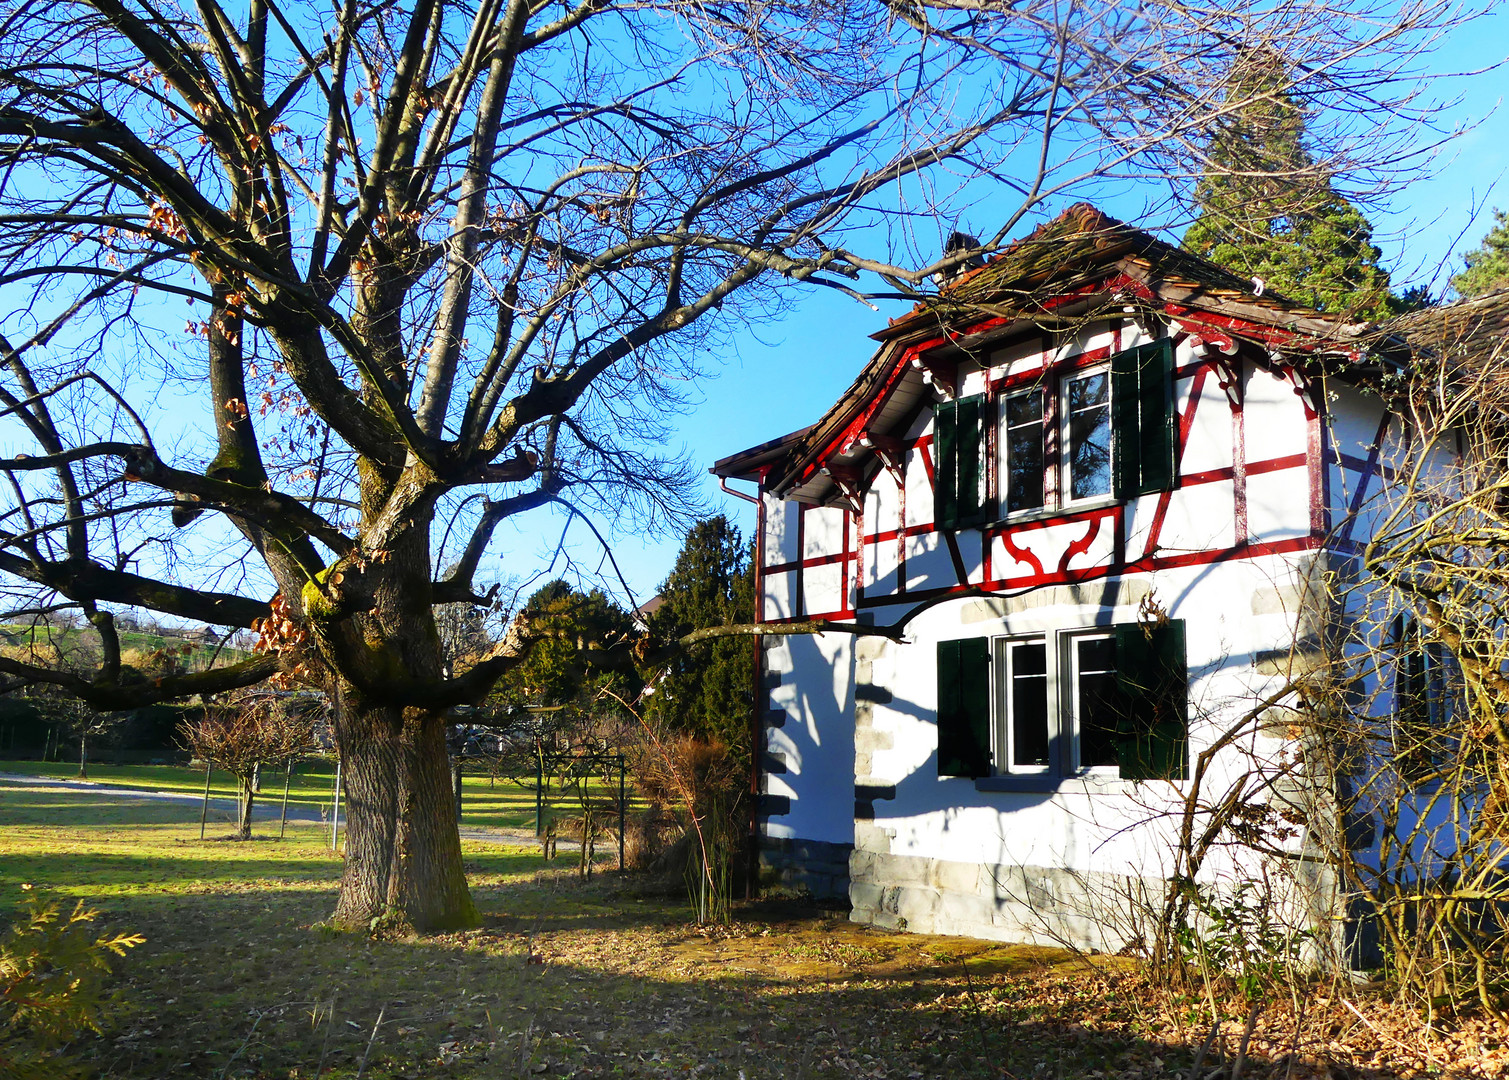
[330,756,342,851]
[199,759,212,840]
[279,761,293,839]
[618,755,626,873]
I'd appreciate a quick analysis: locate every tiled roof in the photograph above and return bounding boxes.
[715,203,1375,496]
[878,203,1350,341]
[1382,288,1509,360]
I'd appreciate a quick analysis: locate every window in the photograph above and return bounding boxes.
[1063,369,1113,502]
[963,337,1176,523]
[937,620,1188,783]
[1001,389,1046,513]
[997,637,1050,772]
[1391,615,1453,785]
[1069,632,1121,769]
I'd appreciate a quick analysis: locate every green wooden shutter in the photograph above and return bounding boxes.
[935,400,959,528]
[1111,340,1176,498]
[1113,619,1187,780]
[1137,341,1176,494]
[956,394,985,526]
[937,637,992,777]
[1111,348,1141,499]
[935,395,989,529]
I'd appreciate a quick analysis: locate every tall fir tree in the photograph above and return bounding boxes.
[493,579,637,708]
[1184,49,1394,320]
[1451,209,1509,298]
[644,517,755,761]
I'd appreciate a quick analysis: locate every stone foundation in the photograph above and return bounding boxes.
[758,835,853,900]
[848,848,1156,951]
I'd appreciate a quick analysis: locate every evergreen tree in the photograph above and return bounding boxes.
[644,517,755,759]
[1184,49,1394,320]
[493,580,637,708]
[1451,209,1509,298]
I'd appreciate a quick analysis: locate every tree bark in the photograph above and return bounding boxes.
[237,775,255,840]
[330,698,477,931]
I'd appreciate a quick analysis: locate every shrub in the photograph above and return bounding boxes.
[0,890,143,1079]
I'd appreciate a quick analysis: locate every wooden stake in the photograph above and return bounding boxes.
[199,759,212,840]
[279,760,292,839]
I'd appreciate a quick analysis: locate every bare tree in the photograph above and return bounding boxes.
[0,0,1469,929]
[181,693,320,839]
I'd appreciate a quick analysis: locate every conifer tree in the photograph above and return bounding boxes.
[645,518,755,759]
[494,581,637,708]
[1184,49,1394,320]
[1451,209,1509,298]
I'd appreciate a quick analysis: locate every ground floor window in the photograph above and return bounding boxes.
[937,620,1188,783]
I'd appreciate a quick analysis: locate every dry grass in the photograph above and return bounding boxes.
[1,782,1506,1079]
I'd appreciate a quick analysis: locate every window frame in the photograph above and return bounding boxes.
[992,633,1053,776]
[985,336,1177,525]
[998,385,1048,517]
[959,620,1188,792]
[1060,364,1115,507]
[1063,628,1122,776]
[1391,614,1456,787]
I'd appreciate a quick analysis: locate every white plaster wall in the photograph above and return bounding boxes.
[864,533,899,595]
[866,465,901,535]
[1178,362,1236,476]
[765,632,856,844]
[904,441,933,528]
[1245,365,1308,460]
[763,568,797,622]
[805,505,847,560]
[805,562,844,616]
[826,550,1317,884]
[764,495,800,567]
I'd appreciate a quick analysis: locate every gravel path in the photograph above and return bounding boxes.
[0,771,556,847]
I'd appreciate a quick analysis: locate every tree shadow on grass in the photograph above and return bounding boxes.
[49,882,1462,1080]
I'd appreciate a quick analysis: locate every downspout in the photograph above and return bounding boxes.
[721,474,763,899]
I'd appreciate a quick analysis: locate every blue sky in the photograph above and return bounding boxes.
[510,8,1509,610]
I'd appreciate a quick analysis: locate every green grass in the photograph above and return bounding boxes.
[0,783,1452,1079]
[0,623,249,669]
[0,759,637,834]
[0,782,1126,1080]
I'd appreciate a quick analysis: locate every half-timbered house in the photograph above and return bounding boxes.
[713,204,1401,951]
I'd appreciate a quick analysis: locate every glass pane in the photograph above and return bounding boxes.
[1007,390,1044,426]
[1010,641,1049,767]
[1006,391,1045,512]
[1076,636,1120,768]
[1067,373,1111,500]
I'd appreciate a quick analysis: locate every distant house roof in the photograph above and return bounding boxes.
[635,595,665,619]
[713,203,1371,506]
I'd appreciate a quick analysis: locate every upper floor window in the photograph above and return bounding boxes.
[935,337,1177,526]
[1064,368,1112,502]
[1002,389,1046,513]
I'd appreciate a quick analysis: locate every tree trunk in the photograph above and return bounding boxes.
[330,699,477,931]
[237,774,255,839]
[78,730,87,779]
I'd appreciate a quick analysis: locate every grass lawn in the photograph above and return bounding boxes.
[1,782,1503,1079]
[0,759,633,834]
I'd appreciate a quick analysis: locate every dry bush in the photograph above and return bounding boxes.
[180,694,320,839]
